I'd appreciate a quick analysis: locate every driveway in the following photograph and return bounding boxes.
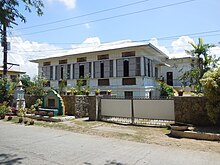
[0,121,220,165]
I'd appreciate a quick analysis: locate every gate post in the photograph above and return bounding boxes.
[131,98,134,124]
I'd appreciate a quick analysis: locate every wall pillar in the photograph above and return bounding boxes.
[113,59,117,77]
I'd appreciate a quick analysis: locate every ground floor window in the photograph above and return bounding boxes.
[124,91,133,99]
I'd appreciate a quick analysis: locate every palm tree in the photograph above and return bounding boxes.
[184,38,218,93]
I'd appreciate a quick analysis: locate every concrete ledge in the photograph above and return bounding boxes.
[171,130,220,141]
[26,114,75,122]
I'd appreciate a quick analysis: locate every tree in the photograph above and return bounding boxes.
[0,0,44,30]
[180,38,219,93]
[25,76,47,96]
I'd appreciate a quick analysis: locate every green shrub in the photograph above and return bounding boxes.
[200,67,220,124]
[159,81,174,97]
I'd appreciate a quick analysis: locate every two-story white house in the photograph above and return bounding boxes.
[31,40,194,97]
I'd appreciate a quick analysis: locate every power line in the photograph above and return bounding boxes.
[7,29,220,46]
[13,0,151,31]
[14,0,196,37]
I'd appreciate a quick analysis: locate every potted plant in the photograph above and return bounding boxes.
[95,89,100,95]
[70,87,78,95]
[84,88,90,96]
[107,90,112,95]
[178,89,184,96]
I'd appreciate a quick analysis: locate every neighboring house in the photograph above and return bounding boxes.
[31,41,170,97]
[0,67,26,82]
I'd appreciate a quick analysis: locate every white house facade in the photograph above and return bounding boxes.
[31,41,195,97]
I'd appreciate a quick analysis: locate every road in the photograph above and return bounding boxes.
[0,121,219,165]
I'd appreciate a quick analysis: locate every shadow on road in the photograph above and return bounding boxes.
[0,153,25,165]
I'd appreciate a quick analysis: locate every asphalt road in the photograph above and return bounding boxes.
[0,121,219,165]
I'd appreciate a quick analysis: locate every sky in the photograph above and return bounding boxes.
[1,0,220,78]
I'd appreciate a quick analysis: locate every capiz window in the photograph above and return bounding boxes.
[77,57,87,62]
[122,51,135,57]
[59,59,67,64]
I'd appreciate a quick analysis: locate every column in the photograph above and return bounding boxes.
[140,56,145,76]
[91,62,94,78]
[113,59,117,77]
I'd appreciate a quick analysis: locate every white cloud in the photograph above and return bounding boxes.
[210,47,220,58]
[149,38,170,55]
[47,0,76,10]
[0,37,62,78]
[169,36,195,58]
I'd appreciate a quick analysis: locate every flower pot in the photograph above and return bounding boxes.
[29,120,34,125]
[18,117,23,123]
[178,91,183,96]
[8,116,12,121]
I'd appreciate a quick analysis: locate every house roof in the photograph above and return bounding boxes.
[0,67,26,74]
[30,40,168,63]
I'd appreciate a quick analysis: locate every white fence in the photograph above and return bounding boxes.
[101,98,175,121]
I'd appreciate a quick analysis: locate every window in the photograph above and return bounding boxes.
[77,57,87,62]
[72,64,75,79]
[110,60,113,77]
[59,59,67,64]
[147,59,151,77]
[136,57,141,76]
[44,80,50,87]
[79,64,84,78]
[124,91,133,99]
[67,64,71,79]
[43,61,51,66]
[98,79,109,86]
[97,54,109,60]
[155,67,158,79]
[50,66,53,80]
[123,60,129,77]
[100,62,104,78]
[122,78,136,85]
[55,66,58,80]
[60,66,64,79]
[122,51,135,57]
[10,75,17,82]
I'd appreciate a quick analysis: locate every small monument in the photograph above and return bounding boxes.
[13,81,25,110]
[40,90,65,116]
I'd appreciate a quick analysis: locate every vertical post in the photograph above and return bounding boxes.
[131,98,134,124]
[2,24,7,77]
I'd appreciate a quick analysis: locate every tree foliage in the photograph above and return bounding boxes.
[200,68,220,124]
[0,0,44,31]
[24,76,47,96]
[179,38,219,93]
[0,78,16,103]
[159,81,174,97]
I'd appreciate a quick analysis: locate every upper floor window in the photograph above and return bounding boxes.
[122,51,135,57]
[97,54,109,60]
[43,61,51,66]
[77,57,87,62]
[59,59,67,64]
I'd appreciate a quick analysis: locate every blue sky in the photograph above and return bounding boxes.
[3,0,220,77]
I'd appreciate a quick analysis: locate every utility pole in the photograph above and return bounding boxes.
[2,24,7,77]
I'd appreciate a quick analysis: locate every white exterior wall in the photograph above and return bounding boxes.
[161,58,194,87]
[36,45,168,97]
